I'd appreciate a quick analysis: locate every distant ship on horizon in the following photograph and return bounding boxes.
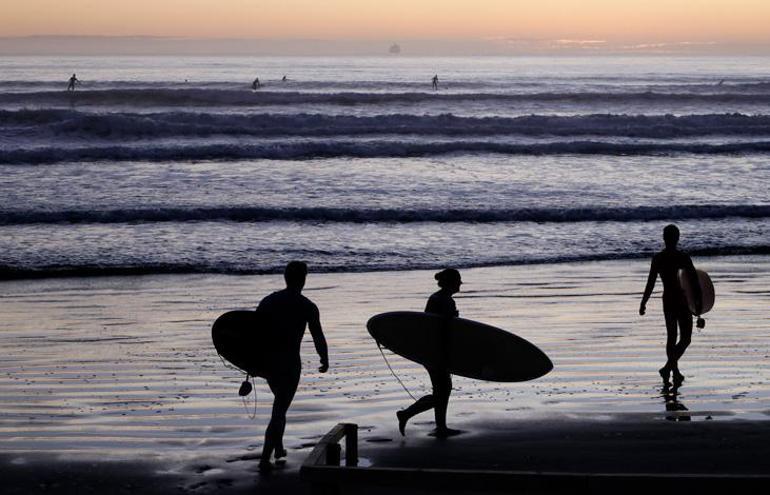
[389,43,401,54]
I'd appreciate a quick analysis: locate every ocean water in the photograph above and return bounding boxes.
[1,55,769,278]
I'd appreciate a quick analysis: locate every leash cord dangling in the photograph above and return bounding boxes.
[217,352,258,420]
[241,375,258,420]
[377,341,417,401]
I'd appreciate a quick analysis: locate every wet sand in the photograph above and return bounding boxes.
[1,257,769,493]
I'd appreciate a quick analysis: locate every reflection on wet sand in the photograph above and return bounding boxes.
[662,382,691,422]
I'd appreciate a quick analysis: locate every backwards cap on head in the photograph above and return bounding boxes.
[435,268,461,287]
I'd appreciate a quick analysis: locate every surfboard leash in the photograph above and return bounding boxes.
[241,375,258,420]
[376,341,418,401]
[216,351,259,420]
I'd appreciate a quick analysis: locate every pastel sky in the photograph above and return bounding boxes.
[3,0,769,42]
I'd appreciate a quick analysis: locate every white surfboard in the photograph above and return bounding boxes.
[678,269,715,315]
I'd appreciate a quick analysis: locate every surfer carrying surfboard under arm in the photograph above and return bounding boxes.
[255,261,329,472]
[397,268,463,438]
[639,224,702,385]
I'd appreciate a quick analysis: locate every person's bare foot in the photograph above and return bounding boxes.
[429,427,463,438]
[275,447,287,459]
[673,371,685,384]
[258,460,273,473]
[659,366,671,382]
[397,410,407,436]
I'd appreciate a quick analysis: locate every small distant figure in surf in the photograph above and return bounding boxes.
[717,79,725,86]
[397,268,463,438]
[282,75,287,82]
[639,224,701,385]
[256,261,329,472]
[67,73,79,91]
[252,77,261,90]
[432,74,439,91]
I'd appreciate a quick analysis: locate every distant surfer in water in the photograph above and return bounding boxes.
[252,77,261,90]
[639,225,701,385]
[67,73,79,91]
[432,74,439,90]
[397,268,462,438]
[256,261,329,472]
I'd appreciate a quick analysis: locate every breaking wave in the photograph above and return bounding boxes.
[2,204,769,225]
[4,139,770,164]
[3,88,770,107]
[4,110,770,139]
[2,244,768,280]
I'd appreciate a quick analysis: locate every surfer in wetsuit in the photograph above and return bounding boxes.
[67,73,79,91]
[252,77,261,90]
[432,74,439,90]
[397,268,462,438]
[639,224,701,385]
[256,261,329,472]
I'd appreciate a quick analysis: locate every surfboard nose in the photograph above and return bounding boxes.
[534,351,554,379]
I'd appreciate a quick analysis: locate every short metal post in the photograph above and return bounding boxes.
[325,443,341,466]
[344,423,358,467]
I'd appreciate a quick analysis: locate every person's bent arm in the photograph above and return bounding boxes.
[640,258,657,315]
[308,305,329,372]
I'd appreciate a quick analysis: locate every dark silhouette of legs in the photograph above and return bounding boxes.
[672,310,692,382]
[662,303,693,383]
[260,370,299,471]
[397,366,456,436]
[662,309,678,381]
[427,366,451,431]
[397,395,434,435]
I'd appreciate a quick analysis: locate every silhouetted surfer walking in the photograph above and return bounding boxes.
[640,225,701,385]
[256,261,329,472]
[67,73,79,91]
[397,268,462,438]
[432,74,439,90]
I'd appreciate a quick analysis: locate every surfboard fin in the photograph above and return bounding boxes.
[238,378,253,396]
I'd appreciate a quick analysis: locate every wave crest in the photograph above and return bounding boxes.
[3,88,770,107]
[4,110,770,139]
[2,204,769,225]
[4,140,770,164]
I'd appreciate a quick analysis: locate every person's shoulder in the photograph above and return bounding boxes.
[257,289,283,306]
[426,290,452,311]
[298,293,314,305]
[265,289,284,300]
[427,291,444,304]
[299,295,319,319]
[677,250,694,263]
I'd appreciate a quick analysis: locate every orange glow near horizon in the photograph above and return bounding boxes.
[2,0,770,44]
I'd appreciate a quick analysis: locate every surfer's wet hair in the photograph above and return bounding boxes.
[663,224,680,248]
[435,268,461,288]
[284,261,308,287]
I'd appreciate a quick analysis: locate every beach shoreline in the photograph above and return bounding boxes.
[2,256,769,492]
[4,413,770,494]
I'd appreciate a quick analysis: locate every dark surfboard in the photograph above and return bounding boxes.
[212,310,277,378]
[367,311,553,382]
